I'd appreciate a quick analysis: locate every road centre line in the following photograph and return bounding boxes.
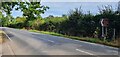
[41,38,55,43]
[47,39,55,43]
[30,31,101,46]
[76,49,94,55]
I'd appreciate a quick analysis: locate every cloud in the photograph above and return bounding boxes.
[41,0,119,2]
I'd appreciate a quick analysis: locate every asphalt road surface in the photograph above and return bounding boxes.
[0,27,119,56]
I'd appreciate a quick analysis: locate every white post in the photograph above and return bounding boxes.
[113,28,116,41]
[104,27,108,41]
[105,27,107,37]
[102,26,104,38]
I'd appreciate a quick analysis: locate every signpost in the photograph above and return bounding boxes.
[100,18,109,42]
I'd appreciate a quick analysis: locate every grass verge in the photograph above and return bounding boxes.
[29,30,119,48]
[0,31,5,44]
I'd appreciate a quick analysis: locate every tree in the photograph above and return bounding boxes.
[66,8,84,36]
[0,2,18,26]
[31,18,45,30]
[81,12,95,37]
[0,1,49,28]
[16,2,49,27]
[0,11,3,26]
[1,2,18,15]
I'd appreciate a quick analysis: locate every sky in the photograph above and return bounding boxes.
[40,2,118,17]
[10,0,119,18]
[41,0,119,2]
[1,0,119,2]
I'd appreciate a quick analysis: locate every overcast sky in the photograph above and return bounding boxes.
[41,0,119,2]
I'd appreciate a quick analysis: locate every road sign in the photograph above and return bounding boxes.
[100,18,109,27]
[100,18,109,41]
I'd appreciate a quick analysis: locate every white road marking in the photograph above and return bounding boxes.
[47,40,55,43]
[3,32,13,41]
[107,50,118,55]
[2,31,16,55]
[7,44,15,55]
[76,49,94,55]
[41,38,55,43]
[29,32,41,34]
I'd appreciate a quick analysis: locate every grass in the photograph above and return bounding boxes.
[0,31,3,44]
[0,30,8,44]
[0,31,4,44]
[29,30,119,48]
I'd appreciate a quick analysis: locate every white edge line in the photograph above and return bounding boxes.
[7,44,14,55]
[76,49,94,55]
[1,30,15,55]
[3,32,13,41]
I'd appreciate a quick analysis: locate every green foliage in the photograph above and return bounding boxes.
[96,5,120,38]
[0,11,3,19]
[1,2,18,15]
[1,2,49,27]
[7,17,26,28]
[59,8,95,37]
[16,2,49,27]
[0,17,9,26]
[0,2,18,26]
[31,18,45,30]
[37,6,120,42]
[1,2,120,42]
[39,17,67,32]
[15,17,26,23]
[0,11,4,26]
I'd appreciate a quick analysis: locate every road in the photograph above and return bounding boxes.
[0,27,119,56]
